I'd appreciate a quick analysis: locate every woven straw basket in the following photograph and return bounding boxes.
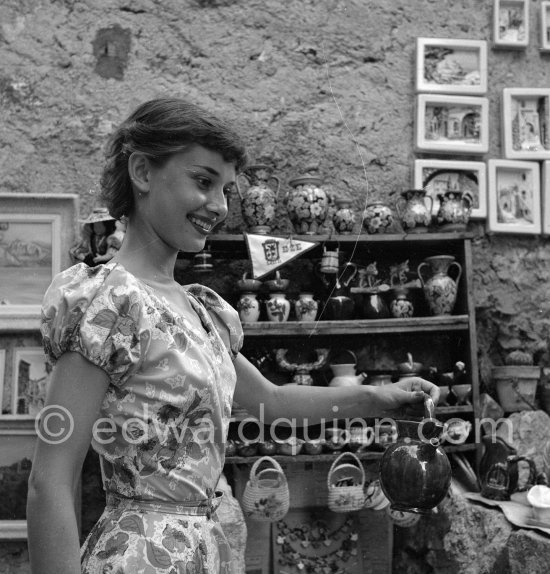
[327,452,366,512]
[241,456,290,522]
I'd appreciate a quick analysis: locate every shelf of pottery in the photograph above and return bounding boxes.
[189,166,481,466]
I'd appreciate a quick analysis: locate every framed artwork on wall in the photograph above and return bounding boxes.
[0,420,37,540]
[415,94,489,154]
[415,38,487,95]
[0,194,78,321]
[493,0,529,49]
[542,161,550,234]
[414,159,487,219]
[541,1,550,51]
[502,88,550,160]
[487,159,541,234]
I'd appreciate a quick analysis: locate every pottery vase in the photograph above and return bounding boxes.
[417,255,462,316]
[436,191,472,232]
[396,189,433,234]
[332,198,356,234]
[362,202,394,234]
[325,282,355,320]
[389,286,414,318]
[294,292,318,322]
[287,174,330,234]
[266,292,291,322]
[379,419,452,513]
[236,292,261,323]
[236,164,281,234]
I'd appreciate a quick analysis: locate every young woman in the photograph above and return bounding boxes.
[27,97,439,574]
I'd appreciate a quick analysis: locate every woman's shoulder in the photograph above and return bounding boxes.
[185,283,233,312]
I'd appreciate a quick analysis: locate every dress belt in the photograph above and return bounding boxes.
[105,490,224,519]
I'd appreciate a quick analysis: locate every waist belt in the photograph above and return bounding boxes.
[105,491,223,519]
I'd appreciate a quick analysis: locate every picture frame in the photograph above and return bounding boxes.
[5,346,51,419]
[487,159,541,234]
[415,94,489,154]
[416,38,487,95]
[493,0,529,49]
[414,159,487,219]
[542,161,550,234]
[501,88,550,160]
[0,193,79,322]
[0,420,37,540]
[541,1,550,51]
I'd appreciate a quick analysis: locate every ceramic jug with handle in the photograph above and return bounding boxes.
[329,351,367,387]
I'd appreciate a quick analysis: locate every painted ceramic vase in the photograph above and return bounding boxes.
[417,255,462,316]
[287,174,330,234]
[396,189,433,233]
[332,198,356,234]
[389,286,414,318]
[266,292,291,322]
[379,418,452,513]
[236,164,281,234]
[236,292,261,323]
[362,201,394,234]
[436,191,472,231]
[294,292,318,322]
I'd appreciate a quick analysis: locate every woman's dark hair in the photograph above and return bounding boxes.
[100,98,249,219]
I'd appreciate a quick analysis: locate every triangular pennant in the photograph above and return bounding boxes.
[244,233,319,279]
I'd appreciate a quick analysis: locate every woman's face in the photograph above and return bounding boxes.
[141,145,235,253]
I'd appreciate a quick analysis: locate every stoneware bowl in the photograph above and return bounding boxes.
[527,484,550,523]
[275,437,304,456]
[303,438,325,455]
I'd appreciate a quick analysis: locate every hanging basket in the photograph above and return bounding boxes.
[241,456,290,522]
[492,366,540,412]
[327,452,366,513]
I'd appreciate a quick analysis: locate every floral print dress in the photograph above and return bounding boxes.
[41,261,244,574]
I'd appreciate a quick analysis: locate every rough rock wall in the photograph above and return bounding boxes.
[2,0,550,572]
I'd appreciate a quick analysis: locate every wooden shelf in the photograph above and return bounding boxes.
[242,315,469,337]
[225,442,476,465]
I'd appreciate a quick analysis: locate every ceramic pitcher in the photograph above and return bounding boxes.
[396,189,433,233]
[417,255,462,316]
[236,164,281,234]
[436,190,472,231]
[287,173,330,234]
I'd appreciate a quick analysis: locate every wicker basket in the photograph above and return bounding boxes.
[241,456,290,522]
[327,452,366,512]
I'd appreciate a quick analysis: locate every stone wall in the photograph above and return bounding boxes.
[3,0,550,572]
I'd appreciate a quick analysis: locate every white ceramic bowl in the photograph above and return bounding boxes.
[527,485,550,522]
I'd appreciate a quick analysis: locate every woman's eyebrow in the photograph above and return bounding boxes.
[191,164,220,177]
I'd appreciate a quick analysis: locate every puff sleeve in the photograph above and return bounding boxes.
[40,263,149,386]
[186,285,244,360]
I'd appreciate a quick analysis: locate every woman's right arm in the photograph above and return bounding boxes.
[27,352,110,574]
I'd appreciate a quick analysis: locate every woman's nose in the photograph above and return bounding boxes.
[206,191,228,221]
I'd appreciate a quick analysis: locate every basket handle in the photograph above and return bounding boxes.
[250,456,285,480]
[254,467,287,486]
[327,451,365,488]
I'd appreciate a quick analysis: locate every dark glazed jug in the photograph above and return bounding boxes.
[379,399,451,514]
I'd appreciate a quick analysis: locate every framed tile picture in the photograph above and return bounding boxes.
[0,194,78,320]
[487,159,541,234]
[416,38,487,95]
[542,161,550,234]
[414,159,487,219]
[415,94,489,154]
[501,88,550,160]
[541,1,550,51]
[9,347,50,419]
[493,0,529,49]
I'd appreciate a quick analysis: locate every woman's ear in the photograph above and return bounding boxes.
[128,152,151,194]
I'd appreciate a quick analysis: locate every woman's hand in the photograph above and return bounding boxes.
[374,377,440,419]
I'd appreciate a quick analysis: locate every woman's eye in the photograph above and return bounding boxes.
[195,177,212,189]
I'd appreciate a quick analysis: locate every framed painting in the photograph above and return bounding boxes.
[415,94,489,154]
[542,161,550,234]
[0,420,37,540]
[493,0,529,49]
[0,194,78,322]
[416,38,487,95]
[414,159,487,219]
[541,1,550,51]
[501,88,550,160]
[487,159,541,234]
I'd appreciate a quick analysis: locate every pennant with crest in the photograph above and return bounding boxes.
[244,233,319,279]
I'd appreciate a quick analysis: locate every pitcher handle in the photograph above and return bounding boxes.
[395,196,406,219]
[449,261,463,285]
[341,262,358,287]
[268,175,281,201]
[424,195,434,218]
[417,261,429,288]
[235,172,250,201]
